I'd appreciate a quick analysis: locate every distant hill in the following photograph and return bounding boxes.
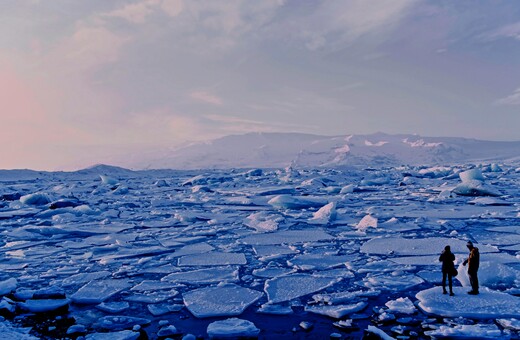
[128,132,520,170]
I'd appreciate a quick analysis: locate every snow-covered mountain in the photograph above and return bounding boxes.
[130,132,520,170]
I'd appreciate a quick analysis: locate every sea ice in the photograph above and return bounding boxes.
[384,297,416,314]
[178,252,246,266]
[264,274,340,304]
[287,254,354,271]
[94,315,151,331]
[20,193,51,206]
[355,215,377,232]
[361,237,497,256]
[0,278,17,296]
[242,230,334,245]
[305,302,367,319]
[206,318,260,339]
[96,301,130,313]
[71,280,131,304]
[309,202,337,225]
[183,284,263,318]
[244,212,281,232]
[267,195,326,210]
[162,267,239,284]
[18,299,70,313]
[85,330,140,340]
[363,274,424,291]
[416,286,520,319]
[424,323,509,339]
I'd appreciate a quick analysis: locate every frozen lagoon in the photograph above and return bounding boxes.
[0,164,519,339]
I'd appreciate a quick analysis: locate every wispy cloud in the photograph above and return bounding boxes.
[483,21,520,41]
[495,88,520,106]
[190,91,223,105]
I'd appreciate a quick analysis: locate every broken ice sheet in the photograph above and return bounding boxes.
[417,286,520,319]
[178,252,246,266]
[183,284,263,318]
[264,273,341,304]
[305,301,367,319]
[162,266,239,284]
[71,280,131,304]
[362,273,424,291]
[287,253,355,271]
[124,289,178,303]
[242,229,334,245]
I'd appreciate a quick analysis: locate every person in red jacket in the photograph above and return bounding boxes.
[463,241,480,295]
[439,245,455,296]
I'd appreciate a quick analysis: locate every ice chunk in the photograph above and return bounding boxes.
[94,316,151,331]
[162,267,239,284]
[206,318,260,339]
[61,271,112,287]
[309,202,337,225]
[363,274,424,291]
[165,242,214,258]
[242,230,334,245]
[124,290,178,303]
[252,267,294,278]
[71,280,131,304]
[453,180,501,196]
[496,318,520,331]
[257,304,293,315]
[178,252,246,266]
[365,325,395,340]
[416,286,520,319]
[305,302,367,319]
[183,284,263,318]
[287,254,353,271]
[96,301,130,313]
[356,215,377,231]
[264,274,340,304]
[18,299,70,313]
[456,261,520,289]
[340,184,355,194]
[384,297,416,314]
[244,212,281,232]
[361,237,497,255]
[85,330,140,340]
[99,175,119,185]
[424,324,508,339]
[0,278,17,295]
[20,193,51,205]
[130,280,179,291]
[459,169,485,182]
[268,195,326,210]
[0,320,39,339]
[157,325,179,337]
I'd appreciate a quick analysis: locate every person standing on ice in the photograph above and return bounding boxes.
[463,241,480,295]
[439,245,455,296]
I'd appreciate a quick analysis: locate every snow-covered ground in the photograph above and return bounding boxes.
[1,161,520,339]
[125,132,520,170]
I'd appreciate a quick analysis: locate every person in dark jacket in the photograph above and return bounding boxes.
[463,240,480,295]
[439,245,455,296]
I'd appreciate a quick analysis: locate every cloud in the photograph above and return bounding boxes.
[190,91,223,105]
[484,21,520,41]
[102,0,184,23]
[495,88,520,106]
[291,0,417,50]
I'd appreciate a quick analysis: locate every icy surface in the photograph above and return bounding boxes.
[206,318,260,339]
[183,284,262,318]
[2,160,520,338]
[417,287,520,319]
[264,274,340,304]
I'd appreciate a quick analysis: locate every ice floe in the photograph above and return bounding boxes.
[416,286,520,319]
[183,284,262,318]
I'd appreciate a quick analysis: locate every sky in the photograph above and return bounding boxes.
[1,0,520,170]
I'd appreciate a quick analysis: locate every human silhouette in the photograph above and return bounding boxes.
[439,245,455,296]
[463,241,480,295]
